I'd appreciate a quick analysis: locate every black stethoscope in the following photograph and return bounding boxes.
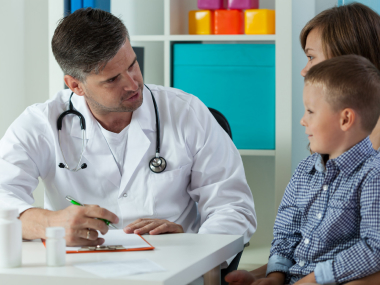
[56,84,167,173]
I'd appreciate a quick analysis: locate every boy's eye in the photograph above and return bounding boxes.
[307,109,313,114]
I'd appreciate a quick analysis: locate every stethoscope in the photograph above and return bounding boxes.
[56,84,167,173]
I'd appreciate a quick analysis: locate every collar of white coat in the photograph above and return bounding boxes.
[69,85,156,139]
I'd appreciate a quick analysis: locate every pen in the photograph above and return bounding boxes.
[65,195,118,229]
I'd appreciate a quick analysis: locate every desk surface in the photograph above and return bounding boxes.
[0,233,243,285]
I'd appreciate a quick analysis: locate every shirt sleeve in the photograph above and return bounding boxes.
[183,96,257,248]
[0,106,51,214]
[266,167,303,276]
[315,173,380,284]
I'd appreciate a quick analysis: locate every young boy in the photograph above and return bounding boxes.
[230,55,380,285]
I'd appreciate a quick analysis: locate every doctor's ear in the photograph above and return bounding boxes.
[340,108,356,132]
[64,75,85,96]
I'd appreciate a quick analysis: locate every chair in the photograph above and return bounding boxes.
[208,107,246,284]
[208,108,232,140]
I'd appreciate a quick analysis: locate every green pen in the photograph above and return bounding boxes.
[65,195,118,229]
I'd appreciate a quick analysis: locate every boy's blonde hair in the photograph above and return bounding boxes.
[305,55,380,133]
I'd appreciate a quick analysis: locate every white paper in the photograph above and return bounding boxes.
[74,259,166,278]
[66,230,151,251]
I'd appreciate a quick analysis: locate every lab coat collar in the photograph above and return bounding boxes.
[68,87,154,192]
[69,85,156,140]
[69,93,96,140]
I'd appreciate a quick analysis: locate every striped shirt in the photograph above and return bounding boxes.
[267,137,380,284]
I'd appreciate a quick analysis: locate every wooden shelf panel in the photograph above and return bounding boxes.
[238,150,276,156]
[169,35,276,41]
[130,35,276,42]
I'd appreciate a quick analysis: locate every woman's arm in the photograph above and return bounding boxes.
[250,264,268,279]
[345,271,380,285]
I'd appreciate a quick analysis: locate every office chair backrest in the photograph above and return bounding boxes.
[208,108,232,140]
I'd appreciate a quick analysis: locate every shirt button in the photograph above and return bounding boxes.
[299,260,305,267]
[304,238,310,244]
[317,213,322,219]
[123,193,128,197]
[323,185,328,191]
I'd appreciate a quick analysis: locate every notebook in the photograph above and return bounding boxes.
[43,230,154,254]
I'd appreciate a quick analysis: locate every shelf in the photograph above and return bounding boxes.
[238,150,275,156]
[169,35,276,42]
[130,35,276,42]
[130,35,166,42]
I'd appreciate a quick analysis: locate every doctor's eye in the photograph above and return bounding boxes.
[107,76,119,83]
[307,56,314,61]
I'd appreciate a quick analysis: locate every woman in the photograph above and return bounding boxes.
[226,3,380,285]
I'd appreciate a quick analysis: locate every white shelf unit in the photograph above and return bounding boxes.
[48,0,292,252]
[111,0,292,251]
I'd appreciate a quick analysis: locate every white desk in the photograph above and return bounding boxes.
[0,233,243,285]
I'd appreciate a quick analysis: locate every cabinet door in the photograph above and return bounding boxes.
[173,43,275,149]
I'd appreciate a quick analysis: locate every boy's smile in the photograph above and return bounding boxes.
[300,84,342,158]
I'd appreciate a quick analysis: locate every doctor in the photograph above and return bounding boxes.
[0,8,256,252]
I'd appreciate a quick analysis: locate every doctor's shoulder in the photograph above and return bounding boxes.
[149,84,210,117]
[2,90,70,142]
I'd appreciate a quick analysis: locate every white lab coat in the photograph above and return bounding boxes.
[0,84,256,245]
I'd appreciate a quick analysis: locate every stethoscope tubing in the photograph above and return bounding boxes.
[57,85,166,173]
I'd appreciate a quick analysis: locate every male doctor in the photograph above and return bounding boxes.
[0,8,256,258]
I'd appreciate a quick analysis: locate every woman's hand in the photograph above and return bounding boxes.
[293,272,316,285]
[225,270,284,285]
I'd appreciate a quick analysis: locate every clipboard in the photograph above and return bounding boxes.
[42,232,154,254]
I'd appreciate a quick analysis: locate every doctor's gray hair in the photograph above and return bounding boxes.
[52,8,129,82]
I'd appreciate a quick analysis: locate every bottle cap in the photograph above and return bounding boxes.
[46,227,65,238]
[0,207,19,219]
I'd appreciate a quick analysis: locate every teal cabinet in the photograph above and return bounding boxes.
[173,43,275,149]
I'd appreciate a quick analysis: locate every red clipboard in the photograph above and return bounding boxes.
[42,234,154,254]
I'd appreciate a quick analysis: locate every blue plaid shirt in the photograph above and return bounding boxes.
[267,137,380,284]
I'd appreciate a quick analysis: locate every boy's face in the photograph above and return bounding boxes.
[301,84,342,155]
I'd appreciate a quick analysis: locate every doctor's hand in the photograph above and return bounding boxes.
[123,218,184,235]
[48,205,119,246]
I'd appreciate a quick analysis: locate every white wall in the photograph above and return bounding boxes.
[0,0,49,208]
[291,0,337,172]
[0,0,26,139]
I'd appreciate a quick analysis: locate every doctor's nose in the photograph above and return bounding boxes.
[122,72,139,91]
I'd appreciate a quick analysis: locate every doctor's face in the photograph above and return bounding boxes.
[80,41,144,114]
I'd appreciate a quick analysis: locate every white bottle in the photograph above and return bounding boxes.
[46,227,66,267]
[0,207,22,268]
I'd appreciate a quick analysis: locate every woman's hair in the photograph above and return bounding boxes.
[300,3,380,69]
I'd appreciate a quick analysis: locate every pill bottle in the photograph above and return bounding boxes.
[0,207,22,268]
[46,227,66,267]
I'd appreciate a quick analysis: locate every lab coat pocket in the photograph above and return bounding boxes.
[148,164,192,219]
[316,198,359,244]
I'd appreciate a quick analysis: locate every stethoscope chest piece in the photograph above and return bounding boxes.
[149,156,167,173]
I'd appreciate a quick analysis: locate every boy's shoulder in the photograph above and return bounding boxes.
[360,151,380,178]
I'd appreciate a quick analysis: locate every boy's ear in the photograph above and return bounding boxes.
[340,108,356,132]
[64,75,85,96]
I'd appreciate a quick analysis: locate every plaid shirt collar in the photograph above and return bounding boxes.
[305,137,376,176]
